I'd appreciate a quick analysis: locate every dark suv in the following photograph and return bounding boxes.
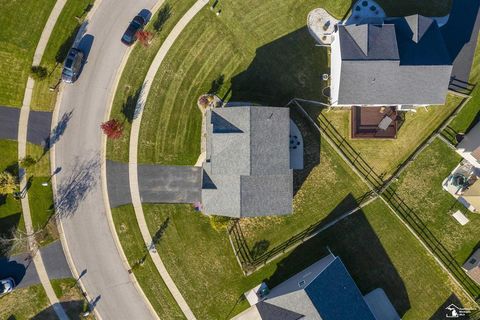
[62,48,84,83]
[121,15,146,45]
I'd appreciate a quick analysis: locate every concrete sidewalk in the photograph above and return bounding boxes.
[127,1,209,319]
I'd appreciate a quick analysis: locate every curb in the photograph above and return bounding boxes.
[51,0,106,319]
[126,1,210,319]
[98,1,169,319]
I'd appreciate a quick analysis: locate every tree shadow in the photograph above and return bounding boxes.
[43,110,73,156]
[150,217,169,249]
[208,74,224,95]
[229,27,328,106]
[153,3,171,32]
[250,240,270,259]
[54,155,100,219]
[31,300,86,320]
[55,25,81,65]
[121,86,142,123]
[263,205,410,317]
[0,213,22,257]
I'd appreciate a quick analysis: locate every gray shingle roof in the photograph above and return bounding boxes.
[334,15,453,105]
[264,254,377,320]
[202,106,292,217]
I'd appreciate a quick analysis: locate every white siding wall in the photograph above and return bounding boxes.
[330,32,342,106]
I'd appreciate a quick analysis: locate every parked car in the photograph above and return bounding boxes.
[0,277,15,295]
[121,15,146,45]
[61,48,84,83]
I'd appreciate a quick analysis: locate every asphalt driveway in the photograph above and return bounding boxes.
[107,160,202,208]
[0,240,71,289]
[0,106,20,141]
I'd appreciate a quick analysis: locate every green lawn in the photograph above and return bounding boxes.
[312,94,463,179]
[111,205,185,319]
[51,278,94,319]
[0,285,51,319]
[0,0,56,107]
[237,113,370,252]
[142,199,473,319]
[133,0,453,165]
[390,139,480,265]
[31,0,93,111]
[26,143,57,246]
[0,140,24,255]
[107,0,197,162]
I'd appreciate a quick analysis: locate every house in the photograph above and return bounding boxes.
[456,122,480,168]
[330,14,453,107]
[462,248,480,285]
[233,253,400,320]
[201,106,293,217]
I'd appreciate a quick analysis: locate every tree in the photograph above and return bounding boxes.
[100,119,123,139]
[136,30,153,47]
[30,66,48,80]
[0,171,17,195]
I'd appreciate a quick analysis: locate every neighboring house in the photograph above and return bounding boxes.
[456,122,480,168]
[330,14,452,107]
[233,253,400,320]
[462,248,480,285]
[201,106,293,217]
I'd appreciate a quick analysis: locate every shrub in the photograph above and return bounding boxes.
[0,171,17,195]
[30,66,48,80]
[100,119,124,139]
[209,215,232,232]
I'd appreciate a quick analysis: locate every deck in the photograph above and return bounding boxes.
[351,106,397,139]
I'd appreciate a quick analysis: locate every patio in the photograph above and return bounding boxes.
[442,160,480,212]
[351,106,398,139]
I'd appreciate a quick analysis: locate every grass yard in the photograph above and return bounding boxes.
[0,284,51,319]
[25,143,57,246]
[142,199,473,320]
[311,94,463,179]
[134,0,452,165]
[0,0,56,107]
[31,0,93,111]
[237,113,370,252]
[107,0,198,162]
[51,278,94,319]
[0,140,25,255]
[111,205,185,319]
[390,139,480,265]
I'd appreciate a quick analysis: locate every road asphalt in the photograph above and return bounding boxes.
[54,0,158,319]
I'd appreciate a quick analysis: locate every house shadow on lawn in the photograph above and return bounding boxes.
[227,27,328,106]
[237,193,375,262]
[263,206,411,318]
[428,293,466,320]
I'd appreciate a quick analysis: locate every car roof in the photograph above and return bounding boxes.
[133,15,145,24]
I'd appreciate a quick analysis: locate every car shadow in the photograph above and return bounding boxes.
[77,34,95,63]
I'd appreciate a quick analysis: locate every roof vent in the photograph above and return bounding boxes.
[298,280,306,287]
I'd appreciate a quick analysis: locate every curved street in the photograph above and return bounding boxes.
[54,0,157,319]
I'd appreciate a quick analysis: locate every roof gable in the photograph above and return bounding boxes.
[305,258,376,320]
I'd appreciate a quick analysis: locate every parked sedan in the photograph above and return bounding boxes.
[0,277,15,295]
[61,48,84,83]
[121,15,146,45]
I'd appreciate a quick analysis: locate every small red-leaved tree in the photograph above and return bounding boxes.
[101,119,123,139]
[136,30,153,47]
